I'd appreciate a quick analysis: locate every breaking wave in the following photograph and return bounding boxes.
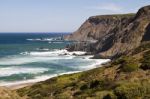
[0,67,49,77]
[0,49,110,87]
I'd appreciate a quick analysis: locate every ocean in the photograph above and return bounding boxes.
[0,33,109,86]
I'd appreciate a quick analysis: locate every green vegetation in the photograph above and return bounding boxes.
[121,57,139,72]
[112,57,127,65]
[132,42,150,70]
[122,61,139,72]
[141,50,150,70]
[112,56,139,72]
[17,63,149,99]
[114,80,150,99]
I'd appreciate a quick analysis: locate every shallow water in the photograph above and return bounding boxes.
[0,33,110,86]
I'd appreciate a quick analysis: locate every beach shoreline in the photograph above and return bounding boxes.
[4,58,110,90]
[0,49,110,90]
[7,82,34,90]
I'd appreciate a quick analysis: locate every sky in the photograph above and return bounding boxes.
[0,0,150,32]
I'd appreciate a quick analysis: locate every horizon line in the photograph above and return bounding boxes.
[0,32,72,33]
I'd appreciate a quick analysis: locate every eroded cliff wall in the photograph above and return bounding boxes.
[65,5,150,58]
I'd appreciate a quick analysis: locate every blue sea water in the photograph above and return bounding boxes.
[0,33,109,86]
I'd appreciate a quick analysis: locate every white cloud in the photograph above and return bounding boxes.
[89,3,123,12]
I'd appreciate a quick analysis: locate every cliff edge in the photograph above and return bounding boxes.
[65,5,150,58]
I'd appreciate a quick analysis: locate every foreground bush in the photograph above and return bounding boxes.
[112,56,129,65]
[141,51,150,70]
[122,61,139,72]
[114,81,150,99]
[116,56,140,72]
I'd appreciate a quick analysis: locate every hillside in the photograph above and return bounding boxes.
[65,5,150,59]
[17,42,150,99]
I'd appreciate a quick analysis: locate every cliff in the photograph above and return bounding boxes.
[65,5,150,58]
[64,14,134,41]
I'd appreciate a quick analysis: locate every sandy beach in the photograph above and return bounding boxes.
[6,82,34,90]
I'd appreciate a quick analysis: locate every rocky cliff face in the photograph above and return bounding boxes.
[64,14,134,41]
[65,5,150,58]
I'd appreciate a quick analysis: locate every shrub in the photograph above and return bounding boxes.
[95,91,117,99]
[73,91,82,96]
[141,51,150,70]
[114,81,150,99]
[116,56,139,72]
[112,58,124,65]
[80,84,88,90]
[98,79,117,90]
[89,80,100,88]
[103,93,117,99]
[143,95,150,99]
[112,56,129,65]
[141,61,150,70]
[122,62,139,72]
[80,80,100,90]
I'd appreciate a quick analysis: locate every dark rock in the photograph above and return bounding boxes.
[91,54,109,59]
[66,42,96,53]
[64,53,68,55]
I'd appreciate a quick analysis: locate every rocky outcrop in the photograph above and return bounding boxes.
[64,14,135,41]
[65,5,150,58]
[66,42,96,55]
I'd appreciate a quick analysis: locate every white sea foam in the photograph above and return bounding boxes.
[20,50,67,56]
[26,37,61,42]
[48,41,64,44]
[26,38,41,41]
[29,50,66,56]
[0,49,107,66]
[0,67,49,77]
[0,56,50,65]
[21,49,86,56]
[36,48,50,51]
[82,59,110,70]
[0,50,79,65]
[0,57,110,87]
[0,55,75,65]
[0,58,110,87]
[42,38,53,41]
[70,58,110,70]
[20,52,30,55]
[67,51,86,55]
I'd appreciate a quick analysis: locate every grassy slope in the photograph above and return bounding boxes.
[17,43,150,99]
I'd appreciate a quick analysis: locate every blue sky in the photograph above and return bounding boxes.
[0,0,149,32]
